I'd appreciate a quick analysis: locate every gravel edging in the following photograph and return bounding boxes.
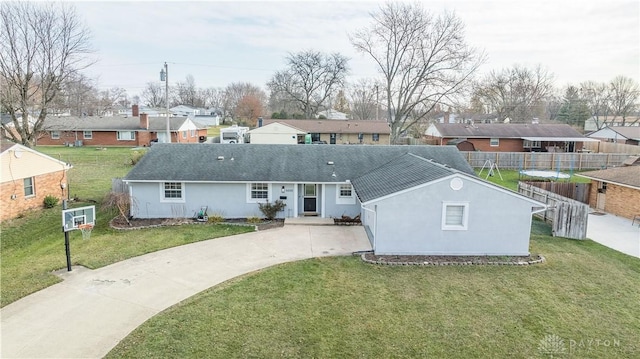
[361,253,546,266]
[108,217,284,231]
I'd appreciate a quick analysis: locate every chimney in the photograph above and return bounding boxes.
[140,113,149,129]
[132,104,139,117]
[258,117,263,127]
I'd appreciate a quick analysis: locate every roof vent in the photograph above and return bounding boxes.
[217,156,224,161]
[327,161,334,165]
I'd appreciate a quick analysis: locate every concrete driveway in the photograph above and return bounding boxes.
[0,225,372,359]
[587,212,640,258]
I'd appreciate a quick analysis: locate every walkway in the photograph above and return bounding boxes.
[0,225,372,358]
[586,212,640,258]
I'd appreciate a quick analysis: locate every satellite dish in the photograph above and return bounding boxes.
[14,149,22,158]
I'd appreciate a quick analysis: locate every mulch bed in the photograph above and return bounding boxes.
[362,253,545,266]
[109,217,284,231]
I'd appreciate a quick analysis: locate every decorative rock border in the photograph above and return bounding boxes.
[107,217,285,231]
[361,252,546,266]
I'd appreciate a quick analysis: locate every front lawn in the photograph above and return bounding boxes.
[107,221,640,358]
[1,146,254,307]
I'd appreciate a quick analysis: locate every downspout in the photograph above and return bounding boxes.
[361,204,377,251]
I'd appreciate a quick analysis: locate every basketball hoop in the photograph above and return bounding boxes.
[77,223,94,240]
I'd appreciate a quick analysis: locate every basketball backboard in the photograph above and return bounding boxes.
[62,205,95,232]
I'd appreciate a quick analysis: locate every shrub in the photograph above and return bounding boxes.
[207,213,225,223]
[257,200,286,220]
[43,195,59,208]
[247,216,262,224]
[130,150,145,165]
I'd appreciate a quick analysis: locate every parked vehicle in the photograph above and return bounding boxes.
[220,125,249,144]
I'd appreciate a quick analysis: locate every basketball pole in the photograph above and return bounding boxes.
[62,200,72,271]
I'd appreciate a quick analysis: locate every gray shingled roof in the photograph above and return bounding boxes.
[577,166,640,189]
[262,119,391,134]
[351,153,456,202]
[432,123,586,138]
[124,144,475,183]
[41,116,202,131]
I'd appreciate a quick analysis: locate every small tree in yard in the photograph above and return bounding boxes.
[102,191,137,226]
[257,200,286,220]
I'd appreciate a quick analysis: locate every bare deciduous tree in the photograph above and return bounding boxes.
[351,3,484,143]
[174,74,202,107]
[348,78,380,121]
[578,81,610,129]
[608,75,639,126]
[474,65,554,123]
[268,50,349,119]
[0,2,93,146]
[223,82,266,122]
[97,87,128,115]
[141,81,165,107]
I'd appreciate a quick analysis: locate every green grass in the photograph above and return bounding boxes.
[1,146,254,307]
[476,169,592,191]
[207,125,229,138]
[107,221,640,358]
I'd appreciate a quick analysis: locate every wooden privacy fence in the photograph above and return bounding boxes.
[522,181,591,204]
[583,141,640,155]
[111,178,129,194]
[460,151,630,170]
[518,182,589,239]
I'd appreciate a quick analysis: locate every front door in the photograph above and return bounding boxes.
[596,181,607,211]
[303,184,317,213]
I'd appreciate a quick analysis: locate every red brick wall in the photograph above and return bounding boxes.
[587,180,640,219]
[439,137,523,152]
[36,130,160,147]
[1,170,69,221]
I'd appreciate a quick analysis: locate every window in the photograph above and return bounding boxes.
[441,202,469,230]
[50,131,60,139]
[490,138,499,147]
[161,182,184,201]
[182,131,187,139]
[117,131,136,140]
[24,177,35,197]
[339,184,352,197]
[330,133,336,144]
[523,140,540,148]
[190,129,196,137]
[372,133,380,142]
[358,133,364,143]
[311,133,321,142]
[249,183,269,202]
[83,131,93,139]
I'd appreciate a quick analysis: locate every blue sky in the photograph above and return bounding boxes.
[75,0,639,98]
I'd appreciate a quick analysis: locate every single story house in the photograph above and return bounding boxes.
[584,116,640,132]
[261,119,391,145]
[587,126,640,145]
[425,123,597,152]
[247,122,307,144]
[1,140,72,221]
[37,112,207,147]
[123,144,546,256]
[577,165,640,220]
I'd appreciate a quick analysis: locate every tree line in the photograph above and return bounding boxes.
[1,2,638,146]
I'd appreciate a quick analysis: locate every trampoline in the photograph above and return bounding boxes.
[519,170,570,180]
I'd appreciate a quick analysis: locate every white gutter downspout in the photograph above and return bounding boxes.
[361,204,377,251]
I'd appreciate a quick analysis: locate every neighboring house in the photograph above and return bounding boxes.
[577,165,640,220]
[425,123,596,152]
[262,119,391,145]
[123,144,545,256]
[317,109,349,120]
[1,141,72,221]
[587,126,640,145]
[37,113,207,147]
[247,122,307,144]
[353,153,546,256]
[584,116,640,132]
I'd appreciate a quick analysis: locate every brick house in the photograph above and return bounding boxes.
[1,141,71,221]
[37,105,207,147]
[577,165,640,220]
[261,119,391,145]
[425,123,596,152]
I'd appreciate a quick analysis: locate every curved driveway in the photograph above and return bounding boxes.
[1,225,372,358]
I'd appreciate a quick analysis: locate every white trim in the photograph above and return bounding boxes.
[159,182,185,203]
[321,184,326,218]
[83,130,93,139]
[441,201,469,230]
[246,182,270,203]
[50,131,60,139]
[117,131,136,141]
[575,175,640,191]
[23,176,35,197]
[293,183,298,217]
[490,138,499,147]
[0,143,72,170]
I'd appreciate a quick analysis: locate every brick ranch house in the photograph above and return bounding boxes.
[261,119,391,145]
[1,141,71,221]
[577,165,640,220]
[37,106,207,147]
[425,123,596,152]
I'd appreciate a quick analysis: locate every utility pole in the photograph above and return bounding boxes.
[160,62,171,143]
[375,85,379,121]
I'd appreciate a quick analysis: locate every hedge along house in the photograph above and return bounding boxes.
[1,141,72,221]
[352,154,546,256]
[37,112,207,147]
[123,144,475,220]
